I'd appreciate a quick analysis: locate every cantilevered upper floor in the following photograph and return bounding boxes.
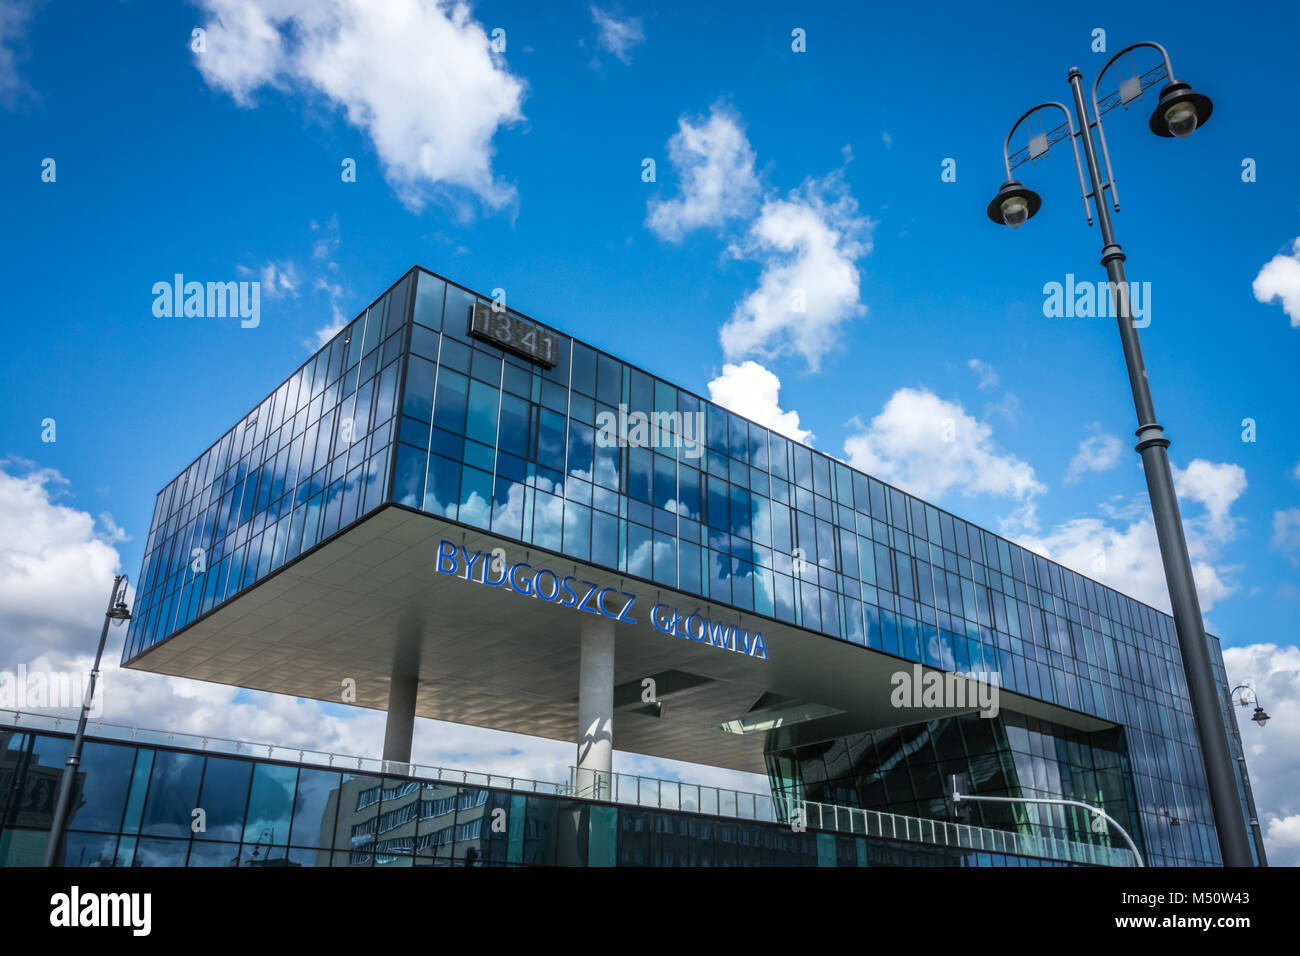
[120,266,1261,866]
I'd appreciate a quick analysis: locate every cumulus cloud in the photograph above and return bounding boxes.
[1223,643,1300,866]
[1065,431,1122,483]
[645,104,872,370]
[0,461,127,661]
[193,0,525,212]
[1252,237,1300,328]
[1017,512,1232,614]
[707,360,813,444]
[721,168,872,370]
[842,387,1044,535]
[1017,459,1247,614]
[1174,459,1246,540]
[589,5,644,64]
[646,102,759,241]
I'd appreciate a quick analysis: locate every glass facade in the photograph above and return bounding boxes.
[767,713,1142,859]
[123,266,1260,867]
[0,725,1076,867]
[122,273,411,663]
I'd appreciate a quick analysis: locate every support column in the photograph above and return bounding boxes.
[575,617,614,800]
[382,633,420,772]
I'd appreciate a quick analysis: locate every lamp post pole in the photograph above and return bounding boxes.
[987,44,1256,868]
[1057,66,1253,867]
[43,574,131,867]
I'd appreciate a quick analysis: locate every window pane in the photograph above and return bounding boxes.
[195,756,253,842]
[413,272,446,329]
[67,742,135,833]
[290,769,341,849]
[140,751,204,838]
[402,355,437,421]
[243,763,298,846]
[465,380,500,447]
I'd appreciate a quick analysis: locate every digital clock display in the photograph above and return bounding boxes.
[470,300,559,368]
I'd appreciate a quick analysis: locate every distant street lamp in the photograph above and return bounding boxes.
[1231,683,1270,727]
[984,41,1253,868]
[43,575,131,867]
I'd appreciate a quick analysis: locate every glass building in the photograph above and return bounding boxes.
[1,719,1106,867]
[115,266,1264,867]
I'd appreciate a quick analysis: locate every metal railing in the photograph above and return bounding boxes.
[799,800,1138,867]
[568,766,780,822]
[0,708,568,798]
[1,708,1134,865]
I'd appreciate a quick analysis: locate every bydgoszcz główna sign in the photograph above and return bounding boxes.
[435,540,767,660]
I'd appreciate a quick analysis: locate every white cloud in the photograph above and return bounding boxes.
[307,277,347,350]
[1017,513,1233,613]
[646,103,759,241]
[1223,643,1300,866]
[707,360,813,444]
[250,259,299,298]
[1066,431,1122,483]
[194,0,525,212]
[589,5,644,64]
[967,358,998,390]
[311,214,340,261]
[881,131,893,149]
[1252,237,1300,327]
[842,387,1044,535]
[0,0,37,105]
[0,461,126,661]
[645,106,870,371]
[1174,459,1246,540]
[721,168,873,370]
[1272,508,1300,564]
[1017,459,1246,614]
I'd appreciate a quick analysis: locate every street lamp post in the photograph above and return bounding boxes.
[950,775,1144,867]
[1228,682,1270,864]
[986,42,1254,867]
[43,574,132,867]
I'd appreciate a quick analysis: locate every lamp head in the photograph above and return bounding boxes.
[986,179,1042,228]
[1149,81,1213,138]
[1252,706,1269,727]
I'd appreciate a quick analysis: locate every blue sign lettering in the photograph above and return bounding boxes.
[436,540,763,659]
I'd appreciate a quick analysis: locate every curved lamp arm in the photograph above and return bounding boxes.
[1090,40,1177,213]
[1003,101,1092,226]
[1229,682,1259,706]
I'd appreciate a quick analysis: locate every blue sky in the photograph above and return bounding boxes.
[1,0,1298,860]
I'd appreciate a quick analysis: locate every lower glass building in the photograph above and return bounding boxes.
[2,717,1113,867]
[103,266,1262,867]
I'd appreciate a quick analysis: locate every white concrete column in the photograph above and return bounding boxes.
[575,616,614,800]
[382,634,420,772]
